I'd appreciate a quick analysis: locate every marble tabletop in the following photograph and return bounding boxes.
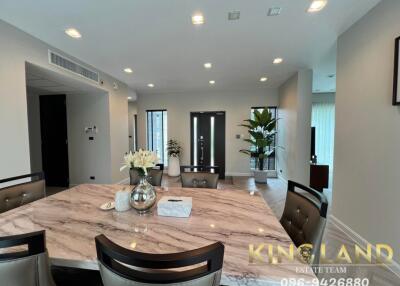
[0,184,317,285]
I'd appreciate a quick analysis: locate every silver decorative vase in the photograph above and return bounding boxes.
[130,177,156,214]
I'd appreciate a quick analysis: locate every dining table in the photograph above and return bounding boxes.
[0,184,317,286]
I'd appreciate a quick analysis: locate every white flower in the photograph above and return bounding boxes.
[120,149,159,175]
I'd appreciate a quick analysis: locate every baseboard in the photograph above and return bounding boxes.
[225,172,252,177]
[226,170,278,178]
[330,215,400,277]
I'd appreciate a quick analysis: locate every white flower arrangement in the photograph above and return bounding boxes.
[120,149,159,176]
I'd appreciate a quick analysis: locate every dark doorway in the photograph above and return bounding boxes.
[190,112,225,179]
[39,94,69,187]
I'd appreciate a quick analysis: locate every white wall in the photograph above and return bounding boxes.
[26,91,113,185]
[67,93,112,185]
[277,70,312,185]
[26,90,42,173]
[334,0,400,262]
[0,20,129,182]
[136,89,279,175]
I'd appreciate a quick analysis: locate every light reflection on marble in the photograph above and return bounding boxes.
[0,184,316,285]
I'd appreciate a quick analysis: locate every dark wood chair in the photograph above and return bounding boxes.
[0,230,56,286]
[180,172,219,189]
[95,234,224,286]
[280,180,328,265]
[0,172,46,213]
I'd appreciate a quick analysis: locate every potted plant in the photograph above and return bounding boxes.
[167,139,182,177]
[239,109,277,184]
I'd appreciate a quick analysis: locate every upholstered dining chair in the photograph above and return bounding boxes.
[181,172,219,189]
[0,172,46,214]
[280,180,328,265]
[129,169,163,186]
[0,230,56,286]
[95,234,224,286]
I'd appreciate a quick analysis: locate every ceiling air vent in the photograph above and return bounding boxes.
[268,7,282,16]
[48,50,99,83]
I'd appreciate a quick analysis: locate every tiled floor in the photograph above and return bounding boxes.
[47,176,400,285]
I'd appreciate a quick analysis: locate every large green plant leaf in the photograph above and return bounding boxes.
[243,119,258,128]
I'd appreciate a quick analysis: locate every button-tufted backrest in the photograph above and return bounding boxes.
[181,172,219,189]
[0,173,45,214]
[129,169,163,186]
[280,181,328,264]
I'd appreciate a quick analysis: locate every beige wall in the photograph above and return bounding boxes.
[109,95,129,183]
[0,20,129,182]
[277,70,312,185]
[136,89,279,175]
[334,0,400,262]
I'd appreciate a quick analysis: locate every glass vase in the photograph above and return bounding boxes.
[130,176,156,215]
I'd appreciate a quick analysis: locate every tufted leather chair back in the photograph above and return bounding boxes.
[130,169,163,186]
[280,181,328,264]
[181,172,219,189]
[96,234,224,286]
[0,173,46,214]
[0,231,56,286]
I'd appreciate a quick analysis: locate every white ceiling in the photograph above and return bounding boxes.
[1,0,380,95]
[26,62,107,95]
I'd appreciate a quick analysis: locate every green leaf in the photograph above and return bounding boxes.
[249,130,264,139]
[243,119,258,128]
[238,124,253,129]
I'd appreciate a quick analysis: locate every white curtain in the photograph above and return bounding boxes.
[311,103,335,173]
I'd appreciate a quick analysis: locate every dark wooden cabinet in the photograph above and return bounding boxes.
[310,164,329,192]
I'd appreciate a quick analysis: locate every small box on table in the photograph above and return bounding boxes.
[157,196,192,218]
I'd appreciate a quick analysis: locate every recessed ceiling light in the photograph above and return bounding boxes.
[204,62,212,69]
[260,77,268,82]
[308,0,328,13]
[268,7,282,16]
[124,68,133,74]
[192,13,204,25]
[147,83,155,88]
[228,11,240,21]
[127,97,132,100]
[209,80,215,85]
[65,28,82,38]
[273,58,283,64]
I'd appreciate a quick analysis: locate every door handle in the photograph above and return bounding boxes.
[200,146,204,161]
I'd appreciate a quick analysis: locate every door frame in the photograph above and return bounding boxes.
[190,111,226,178]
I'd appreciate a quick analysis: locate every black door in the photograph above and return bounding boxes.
[190,112,225,178]
[39,94,69,187]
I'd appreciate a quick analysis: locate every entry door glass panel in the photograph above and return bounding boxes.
[191,112,225,178]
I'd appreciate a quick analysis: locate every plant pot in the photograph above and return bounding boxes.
[253,169,268,184]
[168,156,180,177]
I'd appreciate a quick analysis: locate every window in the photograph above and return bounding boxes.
[146,110,168,165]
[311,102,335,186]
[250,107,277,170]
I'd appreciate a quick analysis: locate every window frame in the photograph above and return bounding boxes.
[146,109,168,165]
